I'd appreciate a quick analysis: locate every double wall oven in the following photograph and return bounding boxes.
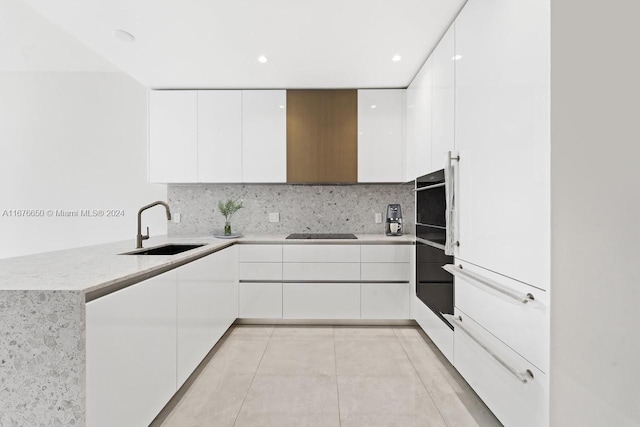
[415,161,457,329]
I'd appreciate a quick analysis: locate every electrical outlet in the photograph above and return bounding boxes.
[173,213,181,224]
[375,213,382,224]
[269,212,280,223]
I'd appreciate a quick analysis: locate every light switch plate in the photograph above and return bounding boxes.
[375,213,382,224]
[173,213,181,224]
[269,212,280,223]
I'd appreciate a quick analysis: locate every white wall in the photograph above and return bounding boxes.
[550,1,640,426]
[0,0,166,259]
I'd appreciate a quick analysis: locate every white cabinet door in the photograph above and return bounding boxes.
[238,244,283,262]
[361,283,410,319]
[176,247,237,387]
[357,90,405,182]
[405,59,433,180]
[282,244,360,263]
[86,271,177,427]
[453,260,549,372]
[241,90,287,182]
[455,0,550,290]
[197,90,242,182]
[430,24,456,171]
[239,282,283,318]
[453,310,547,427]
[412,296,454,363]
[148,90,198,183]
[283,283,360,319]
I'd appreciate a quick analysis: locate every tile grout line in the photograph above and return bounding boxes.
[231,326,276,427]
[392,328,451,427]
[332,326,342,427]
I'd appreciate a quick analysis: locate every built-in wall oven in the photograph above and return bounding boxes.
[415,166,455,329]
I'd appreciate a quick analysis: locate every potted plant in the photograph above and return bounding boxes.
[217,199,243,236]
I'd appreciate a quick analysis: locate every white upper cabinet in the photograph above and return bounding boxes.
[197,91,242,182]
[241,90,287,183]
[455,0,550,290]
[405,58,433,181]
[148,91,198,183]
[357,90,405,182]
[430,24,456,172]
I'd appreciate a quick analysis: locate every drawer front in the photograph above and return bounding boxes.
[238,263,282,281]
[361,245,412,263]
[177,247,237,282]
[361,263,410,282]
[239,283,283,318]
[454,260,549,372]
[282,283,360,319]
[412,296,453,363]
[453,310,547,427]
[282,245,360,263]
[283,263,360,281]
[238,244,282,262]
[361,283,410,319]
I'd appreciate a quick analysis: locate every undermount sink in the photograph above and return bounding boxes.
[121,244,206,256]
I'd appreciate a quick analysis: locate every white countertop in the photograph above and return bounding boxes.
[0,234,414,293]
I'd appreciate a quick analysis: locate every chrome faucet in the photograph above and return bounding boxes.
[137,201,172,248]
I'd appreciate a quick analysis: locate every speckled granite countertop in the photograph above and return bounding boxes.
[0,234,415,294]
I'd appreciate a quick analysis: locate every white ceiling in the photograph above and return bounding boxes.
[0,0,116,72]
[20,0,466,89]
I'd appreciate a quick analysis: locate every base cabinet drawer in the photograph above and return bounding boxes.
[412,296,453,363]
[453,260,549,372]
[239,282,283,318]
[283,262,360,281]
[361,283,410,319]
[361,245,411,262]
[283,283,360,319]
[361,263,410,281]
[453,311,547,427]
[239,262,282,281]
[238,244,282,262]
[282,244,360,262]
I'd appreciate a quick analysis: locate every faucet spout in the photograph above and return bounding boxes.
[136,201,172,248]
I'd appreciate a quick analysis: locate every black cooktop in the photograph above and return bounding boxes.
[286,233,358,240]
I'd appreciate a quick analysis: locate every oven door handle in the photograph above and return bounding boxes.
[444,151,459,255]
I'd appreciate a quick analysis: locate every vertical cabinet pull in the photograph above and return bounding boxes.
[444,151,459,255]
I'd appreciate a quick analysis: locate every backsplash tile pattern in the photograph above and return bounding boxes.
[168,184,414,236]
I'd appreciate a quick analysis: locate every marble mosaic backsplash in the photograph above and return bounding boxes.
[168,184,414,236]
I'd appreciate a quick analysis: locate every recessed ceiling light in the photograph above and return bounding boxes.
[279,105,285,109]
[452,55,462,61]
[392,54,402,62]
[258,55,268,63]
[370,105,377,109]
[113,29,135,42]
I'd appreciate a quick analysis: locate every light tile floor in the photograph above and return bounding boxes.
[152,326,501,427]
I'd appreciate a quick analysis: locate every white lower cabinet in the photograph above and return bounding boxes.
[453,310,547,427]
[283,283,360,319]
[86,271,177,427]
[412,296,454,363]
[239,282,283,318]
[361,283,410,319]
[453,260,549,372]
[176,247,237,387]
[283,262,360,281]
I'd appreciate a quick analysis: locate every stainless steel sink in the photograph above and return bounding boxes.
[121,244,206,255]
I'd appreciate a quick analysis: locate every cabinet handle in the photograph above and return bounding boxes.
[413,182,446,192]
[443,264,535,304]
[444,314,535,384]
[444,151,459,255]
